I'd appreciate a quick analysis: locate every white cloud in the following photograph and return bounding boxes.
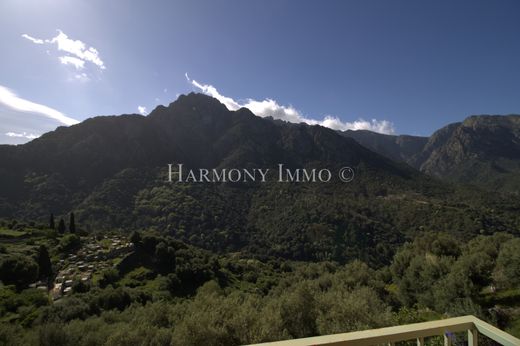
[21,34,44,44]
[186,75,395,134]
[74,73,90,82]
[59,56,85,70]
[21,30,105,74]
[5,131,39,139]
[242,99,302,123]
[137,106,147,115]
[0,85,79,126]
[185,73,240,111]
[49,30,105,69]
[319,116,395,133]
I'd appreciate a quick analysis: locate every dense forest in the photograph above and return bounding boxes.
[0,218,519,345]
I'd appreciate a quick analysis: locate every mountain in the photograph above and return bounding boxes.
[341,130,427,163]
[0,94,518,264]
[343,115,520,192]
[411,115,520,192]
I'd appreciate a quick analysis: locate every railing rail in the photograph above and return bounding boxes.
[246,315,520,346]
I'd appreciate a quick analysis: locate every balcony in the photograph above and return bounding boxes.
[247,315,520,346]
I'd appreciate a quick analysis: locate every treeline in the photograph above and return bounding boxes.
[49,213,76,235]
[1,230,519,345]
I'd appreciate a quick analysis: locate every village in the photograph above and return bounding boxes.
[45,234,134,300]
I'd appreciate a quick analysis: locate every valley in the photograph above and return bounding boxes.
[1,94,520,345]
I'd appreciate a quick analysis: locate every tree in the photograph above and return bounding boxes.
[57,219,66,234]
[58,234,81,253]
[71,279,89,293]
[37,245,52,279]
[69,213,76,233]
[280,285,318,338]
[493,238,520,289]
[130,231,142,247]
[49,213,55,230]
[0,254,38,288]
[316,286,392,335]
[155,241,176,273]
[38,323,70,346]
[99,268,119,288]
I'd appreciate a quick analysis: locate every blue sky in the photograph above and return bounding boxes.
[1,0,520,144]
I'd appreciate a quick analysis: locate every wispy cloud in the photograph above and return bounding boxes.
[59,56,85,70]
[21,30,106,79]
[0,85,79,126]
[137,106,147,115]
[73,73,90,82]
[186,73,241,111]
[5,131,39,139]
[185,74,395,134]
[21,34,44,44]
[49,30,105,70]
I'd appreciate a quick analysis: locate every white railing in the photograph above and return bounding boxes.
[246,315,520,346]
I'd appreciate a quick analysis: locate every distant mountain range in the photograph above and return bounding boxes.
[342,115,520,192]
[1,93,519,263]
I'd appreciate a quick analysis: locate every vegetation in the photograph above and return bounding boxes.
[0,224,519,345]
[1,95,520,345]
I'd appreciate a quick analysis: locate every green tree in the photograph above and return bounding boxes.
[37,245,52,279]
[49,213,55,230]
[99,268,119,288]
[59,234,81,253]
[316,286,392,335]
[493,238,520,289]
[0,254,38,288]
[57,218,66,235]
[38,323,70,346]
[69,212,76,233]
[129,231,142,248]
[155,241,176,273]
[280,285,318,338]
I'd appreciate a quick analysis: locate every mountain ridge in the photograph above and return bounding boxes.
[342,114,520,192]
[1,93,519,263]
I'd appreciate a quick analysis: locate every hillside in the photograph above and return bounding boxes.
[343,115,520,193]
[341,130,427,164]
[0,94,519,265]
[412,115,520,192]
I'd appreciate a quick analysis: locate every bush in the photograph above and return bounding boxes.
[58,234,81,253]
[0,254,38,288]
[493,238,520,289]
[99,268,119,288]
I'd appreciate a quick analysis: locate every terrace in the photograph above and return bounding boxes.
[248,315,520,346]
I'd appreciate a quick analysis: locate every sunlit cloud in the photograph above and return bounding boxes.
[5,131,39,139]
[138,106,147,115]
[186,74,395,134]
[21,29,105,82]
[0,85,79,126]
[59,56,85,70]
[49,30,105,70]
[185,73,240,111]
[21,34,44,44]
